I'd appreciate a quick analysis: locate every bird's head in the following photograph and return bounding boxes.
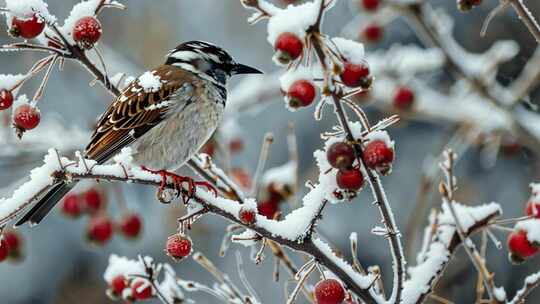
[165,41,262,86]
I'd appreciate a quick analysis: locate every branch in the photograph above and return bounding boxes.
[508,0,540,43]
[508,270,540,304]
[0,150,379,304]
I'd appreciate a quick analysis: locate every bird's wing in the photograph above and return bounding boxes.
[85,65,198,163]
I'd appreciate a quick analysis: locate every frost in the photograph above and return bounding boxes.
[103,254,146,283]
[138,71,162,93]
[0,74,27,95]
[4,0,54,26]
[365,130,394,149]
[279,66,316,92]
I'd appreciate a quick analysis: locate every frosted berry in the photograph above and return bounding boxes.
[3,231,21,259]
[507,230,538,262]
[336,168,364,191]
[131,279,153,300]
[119,214,142,238]
[362,0,380,11]
[0,90,13,110]
[13,104,40,132]
[363,23,383,42]
[274,32,303,64]
[110,275,127,296]
[239,207,257,225]
[327,142,355,170]
[87,216,113,245]
[363,140,394,175]
[0,239,8,262]
[393,87,415,110]
[84,188,103,214]
[10,15,45,39]
[258,200,279,219]
[62,194,83,217]
[340,63,371,88]
[73,16,102,49]
[288,80,316,108]
[526,201,540,218]
[314,279,346,304]
[166,234,192,261]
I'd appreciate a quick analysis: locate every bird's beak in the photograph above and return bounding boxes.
[232,63,263,75]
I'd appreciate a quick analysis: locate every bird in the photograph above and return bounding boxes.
[15,40,262,227]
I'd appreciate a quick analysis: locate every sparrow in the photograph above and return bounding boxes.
[15,40,262,227]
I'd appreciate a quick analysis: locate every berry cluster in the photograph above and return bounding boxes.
[108,275,153,301]
[62,188,143,246]
[507,196,540,263]
[327,136,395,196]
[0,230,23,263]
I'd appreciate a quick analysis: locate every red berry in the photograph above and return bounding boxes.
[73,16,102,49]
[363,23,383,42]
[393,87,415,110]
[13,104,40,131]
[131,279,153,300]
[239,207,257,225]
[288,80,316,108]
[508,230,538,260]
[84,188,104,214]
[166,234,192,261]
[10,15,45,39]
[119,214,143,238]
[267,183,285,203]
[314,279,346,304]
[229,138,244,153]
[274,32,303,64]
[336,168,364,191]
[526,201,540,219]
[258,200,279,219]
[3,231,21,259]
[362,0,380,11]
[87,216,114,245]
[340,63,370,88]
[110,275,127,296]
[0,90,13,110]
[363,140,394,175]
[0,239,8,262]
[327,142,355,170]
[62,194,83,217]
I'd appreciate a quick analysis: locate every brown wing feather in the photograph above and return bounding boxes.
[85,65,197,163]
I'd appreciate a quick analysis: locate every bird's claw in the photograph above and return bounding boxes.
[141,166,218,204]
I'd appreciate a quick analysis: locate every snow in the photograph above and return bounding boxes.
[367,45,444,76]
[279,66,316,92]
[103,254,147,283]
[138,71,162,93]
[515,219,540,244]
[313,238,378,290]
[262,161,296,186]
[4,0,54,25]
[266,0,321,46]
[365,130,394,149]
[494,287,507,302]
[508,271,540,304]
[331,37,365,64]
[60,0,108,43]
[0,74,27,95]
[401,202,502,303]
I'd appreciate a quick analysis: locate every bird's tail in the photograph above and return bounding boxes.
[15,182,77,227]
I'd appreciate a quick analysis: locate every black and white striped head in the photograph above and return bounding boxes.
[165,41,262,87]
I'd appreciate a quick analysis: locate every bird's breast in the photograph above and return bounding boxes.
[132,95,224,170]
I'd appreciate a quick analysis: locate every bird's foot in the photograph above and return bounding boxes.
[141,166,218,204]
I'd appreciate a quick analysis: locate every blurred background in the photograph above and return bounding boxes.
[0,0,539,303]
